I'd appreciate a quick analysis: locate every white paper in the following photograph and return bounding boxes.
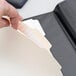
[18,20,52,50]
[22,19,45,36]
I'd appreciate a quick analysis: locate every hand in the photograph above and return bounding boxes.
[0,0,22,29]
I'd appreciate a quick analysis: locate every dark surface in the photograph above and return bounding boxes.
[54,0,76,45]
[25,12,76,76]
[6,0,27,8]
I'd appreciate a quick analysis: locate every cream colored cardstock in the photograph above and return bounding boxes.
[0,27,63,76]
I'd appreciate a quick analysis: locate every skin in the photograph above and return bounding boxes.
[0,0,22,29]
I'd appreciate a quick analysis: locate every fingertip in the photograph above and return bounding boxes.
[19,16,23,21]
[10,16,23,29]
[11,20,20,30]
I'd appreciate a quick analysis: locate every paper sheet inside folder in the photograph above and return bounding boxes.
[17,21,62,70]
[17,21,52,50]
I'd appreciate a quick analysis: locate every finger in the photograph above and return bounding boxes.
[5,2,23,29]
[0,18,9,28]
[10,15,22,29]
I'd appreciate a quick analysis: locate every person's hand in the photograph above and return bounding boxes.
[0,0,22,29]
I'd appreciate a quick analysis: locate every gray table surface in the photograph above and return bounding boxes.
[26,12,76,76]
[17,0,64,19]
